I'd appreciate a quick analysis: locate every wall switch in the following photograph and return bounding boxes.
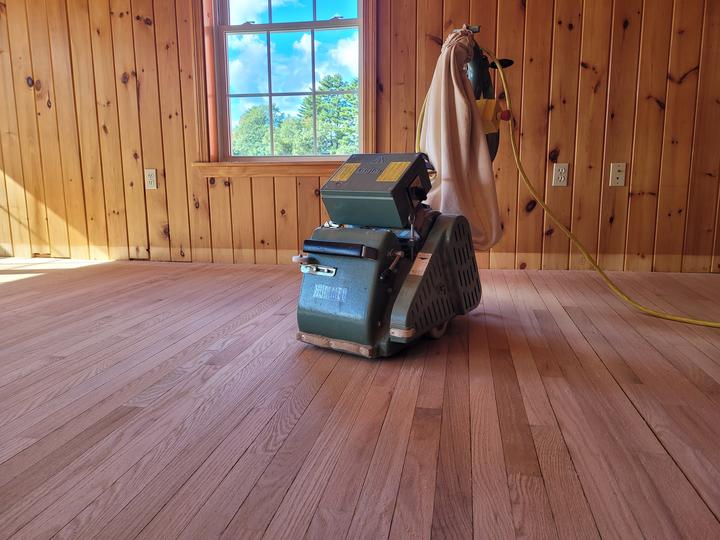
[609,162,626,187]
[552,163,569,187]
[144,168,158,190]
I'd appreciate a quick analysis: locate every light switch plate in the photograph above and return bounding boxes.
[144,168,158,190]
[609,162,626,187]
[552,163,569,187]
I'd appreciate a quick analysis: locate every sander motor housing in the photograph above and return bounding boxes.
[295,153,481,358]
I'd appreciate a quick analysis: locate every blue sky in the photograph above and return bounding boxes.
[227,1,359,125]
[230,0,358,25]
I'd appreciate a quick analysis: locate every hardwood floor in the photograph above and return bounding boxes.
[1,257,719,539]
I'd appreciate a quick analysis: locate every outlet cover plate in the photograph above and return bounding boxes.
[552,163,569,187]
[609,162,626,187]
[144,168,158,190]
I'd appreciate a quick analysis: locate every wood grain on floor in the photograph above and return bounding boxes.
[0,258,719,539]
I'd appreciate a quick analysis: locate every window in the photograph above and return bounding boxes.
[216,0,362,159]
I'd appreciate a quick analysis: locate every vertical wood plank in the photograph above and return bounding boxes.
[109,0,149,260]
[490,0,524,269]
[229,176,254,264]
[47,0,89,259]
[177,0,212,262]
[389,0,416,152]
[296,176,320,243]
[625,0,673,271]
[6,0,50,255]
[376,0,391,153]
[0,0,31,257]
[252,178,277,264]
[154,0,190,261]
[67,0,110,259]
[0,139,12,256]
[683,0,720,272]
[131,0,170,261]
[416,0,442,127]
[516,0,553,270]
[654,0,704,272]
[569,0,612,269]
[542,0,582,270]
[274,176,298,265]
[597,0,642,271]
[320,194,330,225]
[207,176,232,263]
[443,0,469,36]
[26,0,70,258]
[89,0,130,260]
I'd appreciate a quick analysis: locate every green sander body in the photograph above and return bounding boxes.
[295,153,481,358]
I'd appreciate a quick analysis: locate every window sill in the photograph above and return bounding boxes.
[192,158,344,178]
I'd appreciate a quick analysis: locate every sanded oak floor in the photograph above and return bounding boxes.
[1,258,720,539]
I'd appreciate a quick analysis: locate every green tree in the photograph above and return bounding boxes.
[231,74,359,157]
[231,105,271,156]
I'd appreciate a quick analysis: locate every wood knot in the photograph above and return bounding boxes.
[314,189,320,196]
[519,262,527,270]
[525,200,537,213]
[548,148,559,163]
[121,72,130,84]
[545,228,554,236]
[224,180,230,187]
[144,17,153,26]
[26,76,34,87]
[34,79,42,91]
[209,177,216,185]
[46,99,52,109]
[194,200,200,209]
[280,208,286,215]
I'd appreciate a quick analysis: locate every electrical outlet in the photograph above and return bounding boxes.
[552,163,569,187]
[144,168,158,190]
[609,162,626,187]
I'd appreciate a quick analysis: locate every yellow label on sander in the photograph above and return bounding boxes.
[330,162,361,182]
[377,161,411,182]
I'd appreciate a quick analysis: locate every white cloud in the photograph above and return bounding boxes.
[329,34,359,77]
[230,0,300,24]
[227,34,268,94]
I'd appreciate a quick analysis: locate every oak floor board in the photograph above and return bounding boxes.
[0,260,718,538]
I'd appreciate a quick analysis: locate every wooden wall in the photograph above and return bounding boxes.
[1,0,719,272]
[375,0,720,273]
[0,0,208,262]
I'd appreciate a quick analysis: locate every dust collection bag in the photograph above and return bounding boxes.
[418,29,503,250]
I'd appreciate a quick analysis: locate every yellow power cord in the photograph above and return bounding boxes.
[417,46,720,329]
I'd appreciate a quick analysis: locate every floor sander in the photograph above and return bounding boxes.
[294,30,512,358]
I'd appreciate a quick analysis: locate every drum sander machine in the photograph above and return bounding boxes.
[293,152,481,358]
[294,30,510,358]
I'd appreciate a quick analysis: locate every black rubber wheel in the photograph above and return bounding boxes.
[429,321,449,339]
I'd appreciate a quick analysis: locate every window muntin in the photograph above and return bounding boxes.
[220,0,360,158]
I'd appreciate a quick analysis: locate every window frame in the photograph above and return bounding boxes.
[213,0,373,161]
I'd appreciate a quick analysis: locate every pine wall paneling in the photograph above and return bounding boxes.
[0,0,719,272]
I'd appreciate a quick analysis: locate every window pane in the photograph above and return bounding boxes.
[270,31,313,93]
[316,0,358,20]
[229,0,269,25]
[271,0,312,23]
[316,92,359,155]
[227,33,268,94]
[314,28,359,91]
[231,97,271,156]
[273,95,314,156]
